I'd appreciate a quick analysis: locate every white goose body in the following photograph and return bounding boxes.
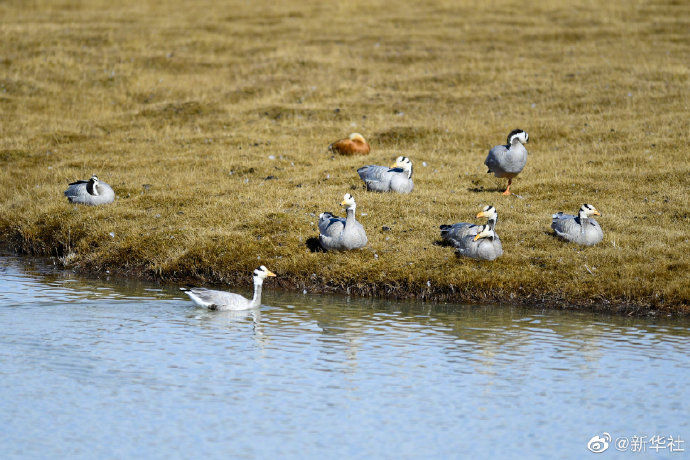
[357,156,414,193]
[552,204,603,246]
[64,175,115,205]
[181,266,276,311]
[318,193,368,251]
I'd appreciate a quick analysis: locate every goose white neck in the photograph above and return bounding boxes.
[251,277,264,307]
[87,182,99,196]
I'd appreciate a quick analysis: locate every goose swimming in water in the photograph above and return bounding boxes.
[551,204,603,246]
[485,129,529,195]
[440,205,503,260]
[318,193,368,251]
[357,156,414,193]
[180,266,276,311]
[328,133,371,156]
[64,175,115,205]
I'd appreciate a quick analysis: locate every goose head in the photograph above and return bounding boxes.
[473,225,495,241]
[349,133,367,144]
[253,265,276,285]
[578,203,601,219]
[340,193,356,211]
[507,129,529,145]
[476,205,497,221]
[391,156,413,179]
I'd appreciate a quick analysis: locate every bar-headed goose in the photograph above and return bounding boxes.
[318,193,368,251]
[551,204,603,246]
[357,156,413,193]
[64,175,115,205]
[440,206,503,260]
[180,266,276,311]
[485,129,529,195]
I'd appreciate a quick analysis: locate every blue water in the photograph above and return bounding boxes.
[0,255,688,459]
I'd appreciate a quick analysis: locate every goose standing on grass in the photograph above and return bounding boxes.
[357,156,414,193]
[64,175,115,205]
[440,206,503,260]
[485,129,529,195]
[180,266,276,311]
[328,133,370,156]
[552,204,603,246]
[318,193,368,251]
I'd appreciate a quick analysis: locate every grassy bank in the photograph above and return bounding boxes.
[0,0,688,313]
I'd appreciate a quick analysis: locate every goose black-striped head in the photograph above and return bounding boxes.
[579,203,601,217]
[507,129,529,145]
[476,205,497,220]
[253,265,276,282]
[392,156,413,178]
[340,193,356,209]
[473,224,495,241]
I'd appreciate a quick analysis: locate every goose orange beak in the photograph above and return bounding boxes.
[473,234,482,241]
[476,211,489,218]
[266,270,277,277]
[592,211,601,216]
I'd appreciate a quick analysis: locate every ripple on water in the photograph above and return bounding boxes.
[0,255,689,458]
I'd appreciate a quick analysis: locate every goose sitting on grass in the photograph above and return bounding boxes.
[64,175,115,205]
[551,204,603,246]
[440,205,503,260]
[318,193,368,251]
[180,266,276,311]
[357,156,414,193]
[485,129,529,195]
[328,133,371,156]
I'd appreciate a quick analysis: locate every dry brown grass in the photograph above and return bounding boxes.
[0,0,688,313]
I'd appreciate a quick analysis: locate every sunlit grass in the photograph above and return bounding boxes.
[0,0,688,312]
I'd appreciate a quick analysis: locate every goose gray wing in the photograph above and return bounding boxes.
[551,213,580,239]
[64,182,87,198]
[440,222,480,246]
[485,145,509,175]
[357,165,395,192]
[182,288,250,310]
[318,212,345,237]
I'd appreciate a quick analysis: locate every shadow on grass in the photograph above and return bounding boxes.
[467,186,505,193]
[306,236,325,253]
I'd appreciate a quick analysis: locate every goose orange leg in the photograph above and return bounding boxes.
[502,178,512,195]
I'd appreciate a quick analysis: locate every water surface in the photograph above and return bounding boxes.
[0,256,688,459]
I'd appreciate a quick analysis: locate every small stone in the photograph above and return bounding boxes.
[422,162,428,167]
[268,155,276,160]
[109,232,115,238]
[382,226,391,231]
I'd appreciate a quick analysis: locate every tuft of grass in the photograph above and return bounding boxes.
[0,0,688,314]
